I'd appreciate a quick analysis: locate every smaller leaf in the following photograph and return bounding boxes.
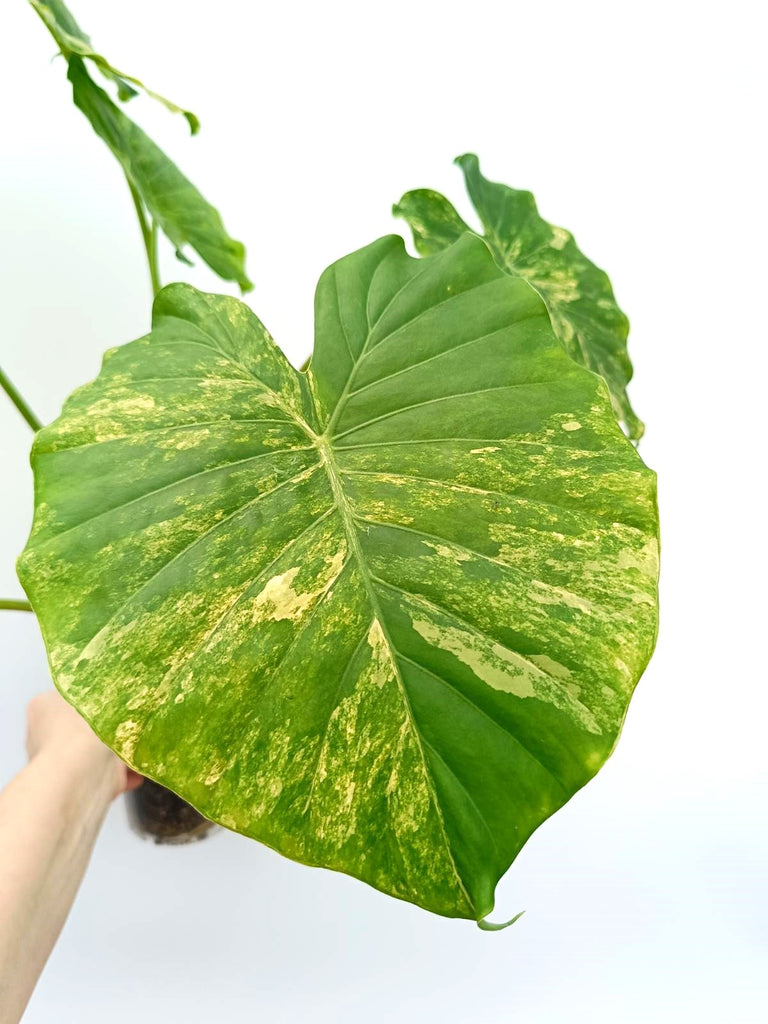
[67,58,252,292]
[394,155,643,440]
[30,0,199,133]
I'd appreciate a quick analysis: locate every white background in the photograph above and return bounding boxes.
[1,1,766,1020]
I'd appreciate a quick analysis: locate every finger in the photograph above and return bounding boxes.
[124,770,145,793]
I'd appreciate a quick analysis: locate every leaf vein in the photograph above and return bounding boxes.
[35,448,317,548]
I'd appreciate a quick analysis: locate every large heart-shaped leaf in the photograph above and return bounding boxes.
[395,154,643,440]
[18,234,658,921]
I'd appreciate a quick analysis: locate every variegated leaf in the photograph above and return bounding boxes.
[67,58,251,291]
[29,0,251,291]
[31,0,199,131]
[18,234,658,921]
[394,154,643,440]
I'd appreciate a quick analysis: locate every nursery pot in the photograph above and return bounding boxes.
[126,778,217,844]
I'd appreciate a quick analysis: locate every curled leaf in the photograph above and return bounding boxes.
[67,58,251,291]
[30,0,199,133]
[395,154,643,440]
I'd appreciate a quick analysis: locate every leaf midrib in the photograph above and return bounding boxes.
[306,255,479,912]
[315,434,476,916]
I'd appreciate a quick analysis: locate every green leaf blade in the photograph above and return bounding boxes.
[395,155,643,440]
[19,235,658,920]
[392,189,472,256]
[67,59,251,291]
[31,0,199,132]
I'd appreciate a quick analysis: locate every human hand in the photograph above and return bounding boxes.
[26,691,144,801]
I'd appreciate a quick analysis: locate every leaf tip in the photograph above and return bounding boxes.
[476,910,525,932]
[173,248,195,268]
[453,152,479,171]
[629,417,645,443]
[116,80,139,103]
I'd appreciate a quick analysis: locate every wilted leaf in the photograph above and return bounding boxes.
[29,1,250,290]
[30,0,199,131]
[395,154,643,440]
[67,58,251,291]
[19,234,658,920]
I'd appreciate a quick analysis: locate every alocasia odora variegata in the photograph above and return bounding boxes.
[18,232,658,922]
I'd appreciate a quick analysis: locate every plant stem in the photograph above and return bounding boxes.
[0,366,42,432]
[126,175,161,297]
[0,599,33,612]
[149,218,160,296]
